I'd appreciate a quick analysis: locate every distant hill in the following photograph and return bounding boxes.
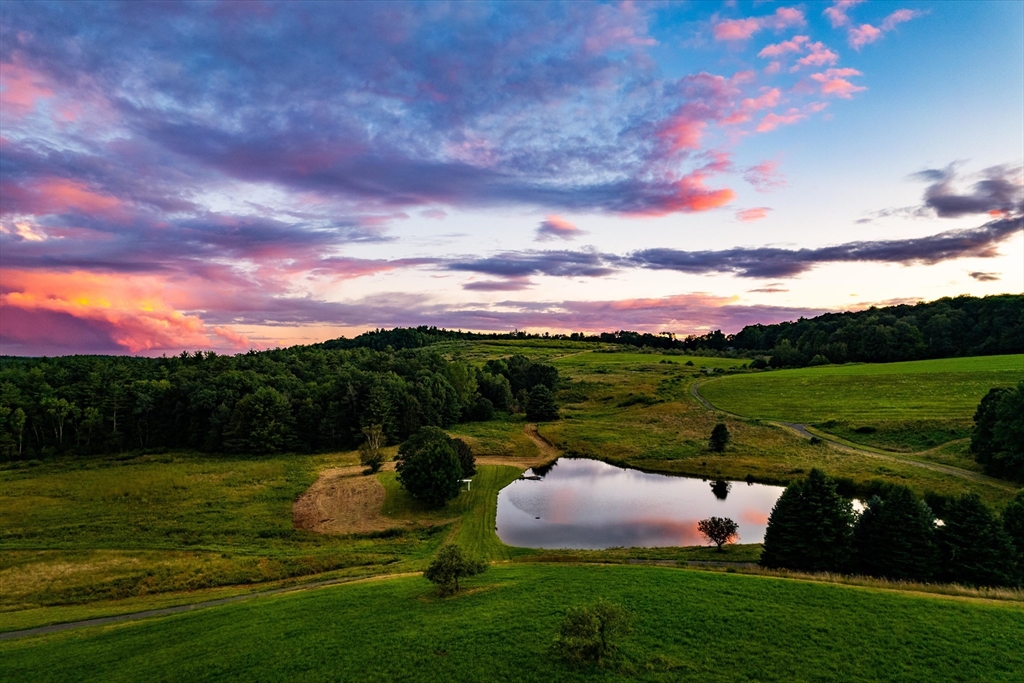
[321,295,1024,366]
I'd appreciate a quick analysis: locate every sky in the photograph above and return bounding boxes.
[1,0,1022,356]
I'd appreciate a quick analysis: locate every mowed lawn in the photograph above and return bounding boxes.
[3,564,1023,682]
[699,355,1024,451]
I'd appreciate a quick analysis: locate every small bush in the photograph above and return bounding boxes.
[553,599,631,665]
[423,544,487,596]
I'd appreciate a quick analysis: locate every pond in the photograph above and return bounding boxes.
[496,458,786,550]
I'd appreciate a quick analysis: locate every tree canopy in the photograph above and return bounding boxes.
[760,469,856,572]
[395,426,465,508]
[970,382,1024,481]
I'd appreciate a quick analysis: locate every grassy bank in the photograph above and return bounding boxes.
[698,354,1024,451]
[4,563,1023,682]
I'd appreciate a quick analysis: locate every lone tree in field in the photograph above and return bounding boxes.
[553,599,631,664]
[698,516,739,551]
[395,426,463,508]
[849,485,937,581]
[760,469,855,572]
[708,423,730,453]
[423,544,487,596]
[970,382,1024,481]
[358,424,385,474]
[525,384,559,421]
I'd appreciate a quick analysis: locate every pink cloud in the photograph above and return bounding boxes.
[0,61,54,118]
[848,23,883,49]
[740,88,782,111]
[756,109,807,132]
[847,9,923,49]
[536,215,586,242]
[757,35,809,58]
[713,7,805,42]
[714,17,762,41]
[0,270,254,354]
[823,0,865,28]
[658,117,707,152]
[0,178,125,218]
[736,207,771,222]
[810,68,866,98]
[743,160,786,192]
[794,42,839,69]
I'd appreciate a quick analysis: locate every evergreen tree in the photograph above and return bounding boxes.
[970,382,1024,480]
[936,493,1019,587]
[849,485,937,581]
[1005,490,1024,577]
[760,469,855,572]
[525,384,559,421]
[708,423,730,453]
[395,426,463,508]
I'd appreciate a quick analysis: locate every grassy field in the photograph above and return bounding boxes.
[3,342,1021,642]
[538,350,1018,507]
[698,355,1024,451]
[3,563,1023,682]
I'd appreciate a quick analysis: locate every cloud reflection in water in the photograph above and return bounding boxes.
[496,458,785,550]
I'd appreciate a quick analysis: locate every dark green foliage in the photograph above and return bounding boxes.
[849,485,937,581]
[1005,490,1024,575]
[708,423,730,452]
[484,355,559,395]
[970,382,1024,480]
[0,345,514,459]
[760,469,855,572]
[553,598,631,664]
[749,357,768,370]
[422,544,487,595]
[452,437,476,478]
[697,516,738,550]
[358,424,385,474]
[936,494,1020,587]
[395,427,464,508]
[223,386,292,453]
[465,396,495,422]
[525,385,559,422]
[476,371,513,411]
[732,294,1023,365]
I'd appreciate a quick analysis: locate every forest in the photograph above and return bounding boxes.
[0,348,557,460]
[321,294,1024,366]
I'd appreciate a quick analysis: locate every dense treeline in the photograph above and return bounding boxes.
[0,348,558,460]
[971,381,1024,481]
[761,469,1024,587]
[322,295,1023,366]
[733,294,1023,367]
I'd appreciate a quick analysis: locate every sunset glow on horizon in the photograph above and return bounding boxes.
[1,1,1021,356]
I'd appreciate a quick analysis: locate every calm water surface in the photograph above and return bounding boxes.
[496,458,785,549]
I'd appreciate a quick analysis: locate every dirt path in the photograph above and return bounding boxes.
[523,423,559,459]
[292,463,401,535]
[690,382,1014,489]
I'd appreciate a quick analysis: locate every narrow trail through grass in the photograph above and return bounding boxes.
[690,381,1017,492]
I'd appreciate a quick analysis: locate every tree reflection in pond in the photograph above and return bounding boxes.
[496,458,785,550]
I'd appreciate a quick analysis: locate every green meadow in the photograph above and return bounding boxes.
[3,564,1023,682]
[698,354,1024,451]
[2,342,1022,676]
